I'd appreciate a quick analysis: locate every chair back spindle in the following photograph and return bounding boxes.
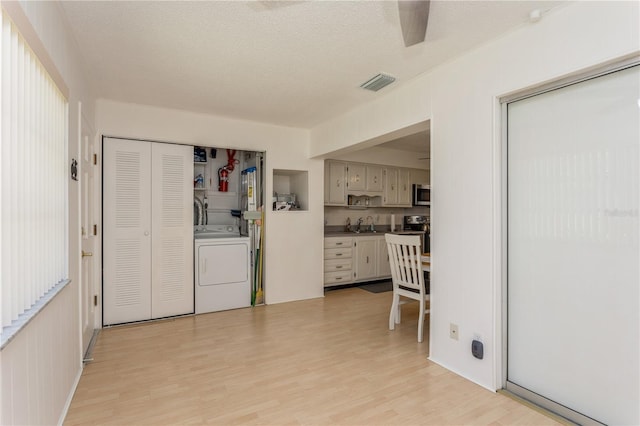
[384,233,429,342]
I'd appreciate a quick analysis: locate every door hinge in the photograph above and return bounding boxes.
[93,295,98,306]
[93,224,98,236]
[93,153,97,165]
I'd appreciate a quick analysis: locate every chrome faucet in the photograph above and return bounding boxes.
[356,217,364,233]
[366,215,376,233]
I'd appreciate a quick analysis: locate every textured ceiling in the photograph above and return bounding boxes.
[59,0,566,132]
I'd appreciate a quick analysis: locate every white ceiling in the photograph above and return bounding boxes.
[59,0,566,147]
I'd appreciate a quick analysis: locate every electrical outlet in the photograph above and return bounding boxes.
[450,323,459,340]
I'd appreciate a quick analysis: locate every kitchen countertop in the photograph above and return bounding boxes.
[324,228,426,237]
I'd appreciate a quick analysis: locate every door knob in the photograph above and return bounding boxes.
[82,251,93,257]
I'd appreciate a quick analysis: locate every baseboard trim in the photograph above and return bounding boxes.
[58,365,83,426]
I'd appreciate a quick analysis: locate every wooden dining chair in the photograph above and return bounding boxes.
[385,233,429,343]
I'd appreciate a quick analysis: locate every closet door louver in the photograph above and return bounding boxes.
[103,138,152,325]
[151,143,193,318]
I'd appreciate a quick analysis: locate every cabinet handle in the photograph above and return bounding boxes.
[201,258,206,274]
[336,253,342,256]
[366,256,369,263]
[337,179,340,187]
[336,265,343,269]
[336,242,343,246]
[336,277,342,280]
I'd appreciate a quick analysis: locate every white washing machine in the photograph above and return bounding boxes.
[194,225,251,314]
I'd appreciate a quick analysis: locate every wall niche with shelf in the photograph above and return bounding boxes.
[273,169,308,211]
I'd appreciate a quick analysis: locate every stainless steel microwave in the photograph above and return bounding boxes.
[412,184,430,206]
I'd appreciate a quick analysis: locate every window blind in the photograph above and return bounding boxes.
[1,9,68,331]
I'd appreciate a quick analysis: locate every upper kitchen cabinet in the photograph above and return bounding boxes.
[383,167,411,207]
[347,163,382,193]
[347,163,366,191]
[325,160,347,206]
[325,159,419,207]
[365,165,383,192]
[383,167,397,205]
[397,168,411,206]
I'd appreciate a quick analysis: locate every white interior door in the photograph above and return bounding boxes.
[506,64,639,425]
[150,143,193,318]
[103,138,152,325]
[80,105,97,354]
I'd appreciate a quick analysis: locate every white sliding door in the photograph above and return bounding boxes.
[151,143,194,318]
[506,64,639,425]
[103,138,153,325]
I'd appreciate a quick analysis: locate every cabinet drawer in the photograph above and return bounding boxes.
[324,270,353,285]
[324,247,353,259]
[324,258,352,272]
[324,237,353,249]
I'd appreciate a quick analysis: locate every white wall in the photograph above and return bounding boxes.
[334,146,430,170]
[0,1,94,424]
[311,1,640,392]
[95,100,325,305]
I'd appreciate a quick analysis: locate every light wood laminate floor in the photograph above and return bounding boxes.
[65,287,561,425]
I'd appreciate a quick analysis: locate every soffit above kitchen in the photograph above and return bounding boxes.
[59,0,566,129]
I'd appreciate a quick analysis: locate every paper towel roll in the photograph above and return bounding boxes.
[390,214,395,232]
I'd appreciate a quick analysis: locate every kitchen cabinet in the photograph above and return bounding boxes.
[347,163,366,191]
[377,237,391,277]
[103,137,193,326]
[347,164,382,193]
[365,165,383,192]
[324,237,353,286]
[397,168,412,206]
[324,234,391,287]
[326,160,422,207]
[325,161,347,205]
[383,167,398,206]
[354,237,377,281]
[383,167,411,207]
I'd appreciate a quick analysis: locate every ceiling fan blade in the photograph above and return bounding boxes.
[398,0,430,47]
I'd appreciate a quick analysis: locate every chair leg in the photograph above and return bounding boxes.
[417,298,425,343]
[389,294,399,330]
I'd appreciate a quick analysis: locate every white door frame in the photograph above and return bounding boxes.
[78,101,99,359]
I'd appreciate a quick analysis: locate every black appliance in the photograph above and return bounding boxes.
[403,215,430,253]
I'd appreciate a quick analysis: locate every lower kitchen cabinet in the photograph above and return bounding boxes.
[324,237,354,286]
[377,238,392,277]
[354,237,377,282]
[324,234,391,288]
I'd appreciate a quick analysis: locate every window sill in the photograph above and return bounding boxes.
[0,278,71,350]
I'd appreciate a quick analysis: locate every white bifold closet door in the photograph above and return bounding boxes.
[506,64,639,425]
[103,137,193,326]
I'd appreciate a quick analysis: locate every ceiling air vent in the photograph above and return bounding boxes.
[360,73,396,92]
